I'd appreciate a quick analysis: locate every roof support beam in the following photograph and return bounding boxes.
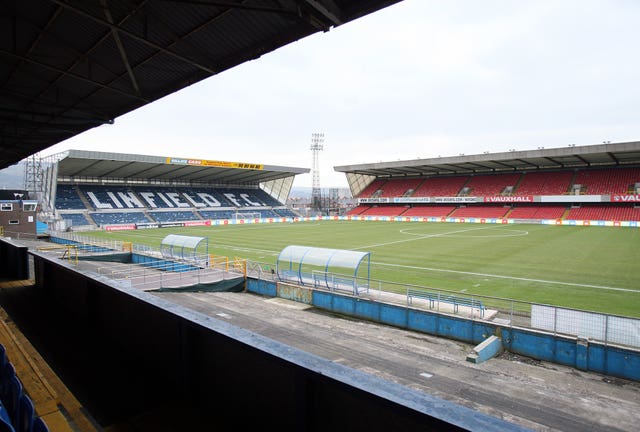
[5,4,145,132]
[0,92,115,124]
[160,1,296,15]
[575,155,590,166]
[1,5,61,89]
[0,49,149,103]
[543,157,563,167]
[512,159,537,169]
[303,0,343,26]
[49,0,218,75]
[101,0,140,95]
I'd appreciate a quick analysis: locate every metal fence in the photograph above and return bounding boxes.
[253,268,640,350]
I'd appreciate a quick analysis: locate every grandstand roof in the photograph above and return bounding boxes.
[51,149,308,185]
[0,0,402,170]
[334,141,640,178]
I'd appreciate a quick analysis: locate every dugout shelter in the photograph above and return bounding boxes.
[160,234,208,263]
[276,245,371,294]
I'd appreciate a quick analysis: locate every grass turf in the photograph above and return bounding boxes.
[81,221,640,317]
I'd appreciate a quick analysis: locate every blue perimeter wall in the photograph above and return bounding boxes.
[247,279,640,382]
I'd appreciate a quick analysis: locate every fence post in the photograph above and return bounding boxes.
[604,314,609,375]
[510,301,514,328]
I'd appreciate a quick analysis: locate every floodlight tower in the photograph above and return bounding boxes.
[310,133,324,211]
[24,153,43,197]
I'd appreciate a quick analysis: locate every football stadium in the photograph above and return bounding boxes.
[1,2,640,432]
[33,144,640,317]
[4,141,639,431]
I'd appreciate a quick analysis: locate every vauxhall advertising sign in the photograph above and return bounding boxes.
[612,194,640,202]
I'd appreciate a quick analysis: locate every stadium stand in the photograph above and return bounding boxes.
[359,206,408,217]
[148,211,198,223]
[273,208,298,218]
[378,178,424,197]
[449,206,510,219]
[248,188,284,206]
[53,182,301,227]
[412,176,469,197]
[79,185,143,210]
[59,212,90,227]
[513,171,574,196]
[54,185,86,210]
[255,209,281,218]
[357,179,386,198]
[90,211,150,226]
[346,205,370,216]
[508,206,567,220]
[198,210,236,220]
[572,167,640,195]
[401,205,456,217]
[566,204,640,221]
[463,173,522,196]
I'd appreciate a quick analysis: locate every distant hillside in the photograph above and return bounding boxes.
[289,187,312,198]
[0,163,24,189]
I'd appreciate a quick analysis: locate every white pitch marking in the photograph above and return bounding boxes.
[372,261,638,293]
[400,227,530,238]
[354,226,517,250]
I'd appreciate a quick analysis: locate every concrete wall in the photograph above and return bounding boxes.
[19,250,522,431]
[0,237,29,279]
[247,280,640,382]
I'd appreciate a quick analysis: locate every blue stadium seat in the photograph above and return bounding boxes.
[0,417,15,432]
[31,418,47,432]
[60,213,89,226]
[198,210,235,220]
[6,375,22,425]
[16,394,34,432]
[0,400,14,432]
[54,185,87,210]
[148,211,196,222]
[0,345,7,369]
[89,212,149,225]
[0,362,15,407]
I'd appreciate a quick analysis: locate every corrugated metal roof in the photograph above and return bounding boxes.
[51,149,308,185]
[334,141,640,178]
[0,0,403,169]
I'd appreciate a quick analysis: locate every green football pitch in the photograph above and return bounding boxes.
[83,221,640,318]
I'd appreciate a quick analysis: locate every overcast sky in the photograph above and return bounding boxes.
[41,0,640,188]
